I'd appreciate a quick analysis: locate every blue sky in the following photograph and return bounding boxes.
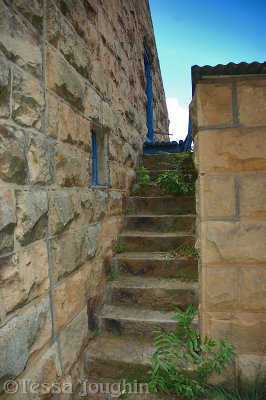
[149,0,266,140]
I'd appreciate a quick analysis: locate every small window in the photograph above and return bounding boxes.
[91,129,108,186]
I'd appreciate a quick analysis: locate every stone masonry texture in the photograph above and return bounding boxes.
[0,0,169,396]
[192,74,266,382]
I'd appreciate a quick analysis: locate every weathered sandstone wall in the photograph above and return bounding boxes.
[192,74,266,381]
[0,0,168,395]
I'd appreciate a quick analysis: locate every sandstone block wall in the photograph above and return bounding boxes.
[192,74,266,381]
[0,0,168,395]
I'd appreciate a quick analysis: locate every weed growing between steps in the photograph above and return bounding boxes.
[149,305,236,399]
[132,166,150,195]
[162,239,198,259]
[156,150,195,197]
[205,374,266,400]
[117,243,125,253]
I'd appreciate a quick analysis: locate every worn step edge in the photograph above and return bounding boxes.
[100,304,199,336]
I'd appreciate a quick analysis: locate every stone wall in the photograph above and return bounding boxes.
[0,0,168,396]
[192,74,266,381]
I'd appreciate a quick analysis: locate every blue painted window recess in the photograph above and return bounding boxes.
[92,130,98,186]
[144,46,154,143]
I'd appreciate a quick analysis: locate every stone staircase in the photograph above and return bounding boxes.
[84,153,198,396]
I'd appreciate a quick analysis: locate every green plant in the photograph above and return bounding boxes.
[176,207,183,215]
[149,305,236,399]
[109,266,117,281]
[173,240,198,258]
[163,224,179,233]
[157,171,195,197]
[180,275,191,282]
[117,243,125,253]
[157,149,193,171]
[190,224,196,233]
[156,150,195,197]
[132,166,150,195]
[206,375,266,400]
[94,328,100,336]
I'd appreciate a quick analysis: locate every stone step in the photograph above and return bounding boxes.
[142,154,194,171]
[106,277,198,311]
[124,214,195,232]
[120,230,195,252]
[127,196,195,215]
[115,251,198,279]
[100,304,199,337]
[85,334,154,380]
[137,169,197,182]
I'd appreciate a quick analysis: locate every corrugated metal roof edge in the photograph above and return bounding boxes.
[191,61,266,94]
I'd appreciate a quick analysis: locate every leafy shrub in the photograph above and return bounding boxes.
[156,150,195,196]
[132,166,150,195]
[157,170,194,196]
[149,305,236,399]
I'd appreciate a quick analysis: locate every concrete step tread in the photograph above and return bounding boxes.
[100,303,198,325]
[116,251,196,261]
[108,276,198,290]
[129,196,194,200]
[121,230,195,237]
[125,213,196,218]
[86,334,154,365]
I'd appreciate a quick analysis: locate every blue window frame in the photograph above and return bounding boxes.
[144,46,154,143]
[92,130,98,186]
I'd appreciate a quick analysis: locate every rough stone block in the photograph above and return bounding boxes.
[0,190,16,256]
[197,126,266,173]
[237,78,266,125]
[192,81,233,126]
[59,101,91,152]
[46,45,85,111]
[123,143,136,168]
[50,224,100,283]
[202,266,239,310]
[55,144,89,187]
[102,101,117,131]
[53,281,67,333]
[60,306,90,371]
[0,1,42,77]
[238,354,266,381]
[240,174,266,217]
[199,174,236,218]
[10,343,62,400]
[98,217,122,255]
[91,61,112,100]
[12,67,44,130]
[0,298,50,380]
[8,0,43,31]
[84,84,102,121]
[45,90,59,138]
[71,190,94,227]
[0,124,27,184]
[107,191,122,216]
[15,190,48,245]
[241,267,266,310]
[28,136,54,185]
[49,190,75,236]
[110,162,130,190]
[201,220,266,264]
[0,242,49,313]
[65,268,88,321]
[93,189,108,222]
[108,136,123,163]
[0,55,11,118]
[204,311,266,353]
[46,0,93,80]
